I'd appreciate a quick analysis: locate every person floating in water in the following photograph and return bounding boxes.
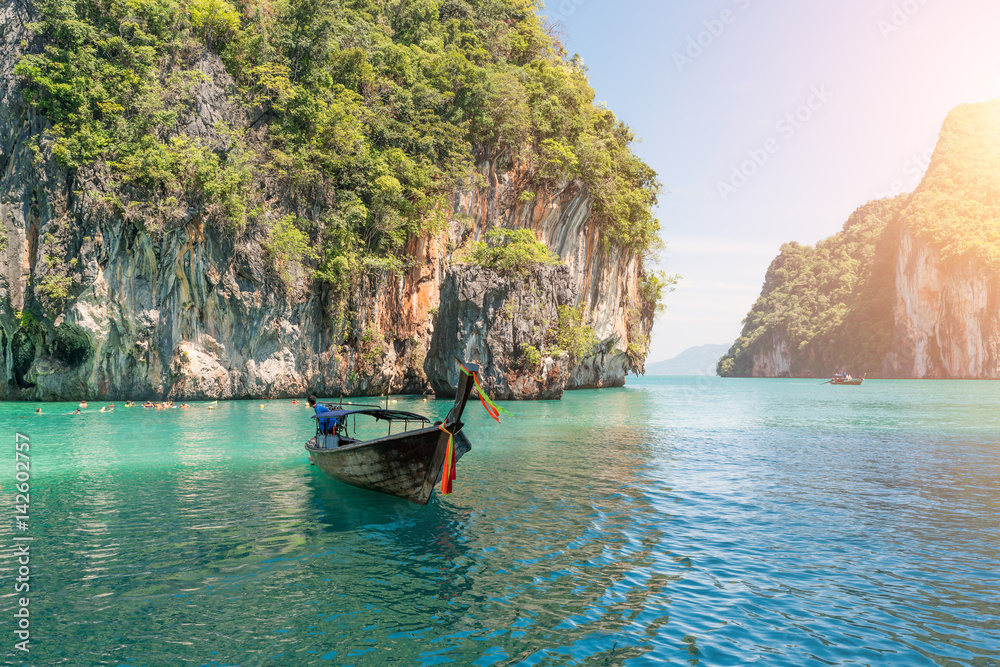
[73,408,81,414]
[79,401,88,409]
[180,404,190,409]
[291,399,299,405]
[35,407,41,414]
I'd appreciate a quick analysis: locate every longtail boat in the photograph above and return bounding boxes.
[305,362,481,504]
[828,372,865,386]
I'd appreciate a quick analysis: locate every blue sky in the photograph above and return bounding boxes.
[541,0,1000,362]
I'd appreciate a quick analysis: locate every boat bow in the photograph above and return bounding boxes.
[305,360,482,504]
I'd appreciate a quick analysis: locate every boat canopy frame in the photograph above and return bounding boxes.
[312,407,432,438]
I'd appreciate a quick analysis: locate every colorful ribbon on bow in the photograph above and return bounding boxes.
[460,363,510,423]
[440,365,512,495]
[439,424,458,495]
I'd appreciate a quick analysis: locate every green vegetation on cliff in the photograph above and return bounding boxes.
[718,197,906,378]
[15,0,661,280]
[903,99,1000,269]
[554,304,597,361]
[467,228,560,275]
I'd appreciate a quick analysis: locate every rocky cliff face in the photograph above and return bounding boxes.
[448,158,652,394]
[425,265,576,401]
[0,0,653,400]
[730,208,1000,380]
[883,224,1000,378]
[746,334,792,378]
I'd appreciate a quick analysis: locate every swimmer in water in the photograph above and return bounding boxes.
[35,407,42,414]
[79,401,88,409]
[73,408,81,414]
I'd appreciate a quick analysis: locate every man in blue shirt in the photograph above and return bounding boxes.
[307,395,334,434]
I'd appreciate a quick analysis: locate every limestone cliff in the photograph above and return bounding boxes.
[446,158,653,395]
[721,99,1000,379]
[883,224,1000,378]
[880,100,1000,378]
[745,334,792,378]
[879,99,1000,379]
[425,265,576,401]
[0,0,655,400]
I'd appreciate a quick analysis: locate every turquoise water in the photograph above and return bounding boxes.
[2,378,999,666]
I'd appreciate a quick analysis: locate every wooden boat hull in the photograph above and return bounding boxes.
[305,361,480,504]
[306,427,472,504]
[831,379,864,385]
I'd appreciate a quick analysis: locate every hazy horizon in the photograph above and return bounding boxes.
[543,0,1000,361]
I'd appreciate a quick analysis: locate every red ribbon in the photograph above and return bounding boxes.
[439,425,458,495]
[440,365,508,496]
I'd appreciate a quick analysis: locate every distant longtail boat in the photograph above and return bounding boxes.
[828,372,865,386]
[305,362,480,504]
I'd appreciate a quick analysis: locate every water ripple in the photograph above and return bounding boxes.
[1,381,999,665]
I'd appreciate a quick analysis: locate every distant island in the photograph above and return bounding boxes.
[646,344,729,376]
[719,99,1000,380]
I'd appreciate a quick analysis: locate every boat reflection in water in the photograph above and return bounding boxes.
[306,362,477,504]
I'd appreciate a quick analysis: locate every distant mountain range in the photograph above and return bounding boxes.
[645,344,730,376]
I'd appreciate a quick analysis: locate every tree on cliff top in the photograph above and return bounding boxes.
[902,98,1000,270]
